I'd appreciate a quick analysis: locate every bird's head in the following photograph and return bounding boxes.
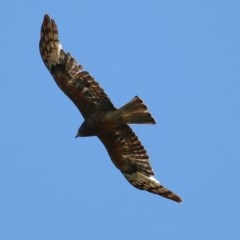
[75,121,96,138]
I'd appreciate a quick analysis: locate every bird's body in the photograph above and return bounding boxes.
[39,14,182,203]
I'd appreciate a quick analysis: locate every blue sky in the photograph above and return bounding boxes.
[0,1,239,239]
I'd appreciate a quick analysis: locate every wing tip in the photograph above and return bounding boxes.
[43,14,50,21]
[173,195,182,203]
[166,191,182,203]
[124,172,182,203]
[40,13,62,70]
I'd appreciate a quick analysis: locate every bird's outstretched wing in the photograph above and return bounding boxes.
[99,125,182,203]
[39,14,115,119]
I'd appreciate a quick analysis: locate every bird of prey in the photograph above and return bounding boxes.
[39,14,182,203]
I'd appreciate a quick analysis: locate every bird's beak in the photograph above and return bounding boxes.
[75,133,79,138]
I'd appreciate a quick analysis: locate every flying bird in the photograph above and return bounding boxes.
[39,14,182,203]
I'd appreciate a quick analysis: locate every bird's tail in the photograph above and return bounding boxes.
[117,96,156,124]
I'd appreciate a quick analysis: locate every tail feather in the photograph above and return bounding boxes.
[118,96,156,124]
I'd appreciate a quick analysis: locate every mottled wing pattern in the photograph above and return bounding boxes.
[39,14,115,119]
[99,125,182,203]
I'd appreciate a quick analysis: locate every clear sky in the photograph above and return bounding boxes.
[0,1,239,239]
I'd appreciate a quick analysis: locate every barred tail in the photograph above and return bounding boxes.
[117,96,156,124]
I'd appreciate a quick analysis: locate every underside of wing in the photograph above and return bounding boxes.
[98,125,182,203]
[39,14,115,118]
[99,124,154,176]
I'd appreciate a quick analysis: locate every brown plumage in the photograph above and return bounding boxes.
[39,14,182,203]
